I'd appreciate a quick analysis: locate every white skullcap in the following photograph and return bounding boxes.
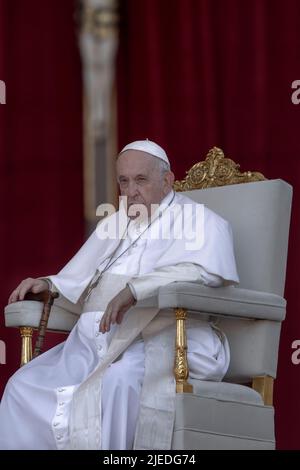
[119,139,170,168]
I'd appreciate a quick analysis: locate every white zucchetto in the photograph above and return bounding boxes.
[119,139,170,168]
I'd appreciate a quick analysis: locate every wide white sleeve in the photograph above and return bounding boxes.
[127,263,222,301]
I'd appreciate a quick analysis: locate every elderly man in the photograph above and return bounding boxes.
[0,140,239,450]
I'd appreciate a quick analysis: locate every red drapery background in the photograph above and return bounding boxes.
[117,0,300,450]
[0,0,84,397]
[0,0,300,450]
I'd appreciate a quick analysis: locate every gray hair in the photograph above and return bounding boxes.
[154,157,171,176]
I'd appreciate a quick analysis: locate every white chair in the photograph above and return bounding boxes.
[4,147,292,449]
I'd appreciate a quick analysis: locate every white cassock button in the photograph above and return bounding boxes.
[56,412,63,416]
[97,345,102,351]
[95,332,100,337]
[57,435,62,440]
[96,319,100,323]
[58,388,65,392]
[53,422,60,427]
[59,402,65,406]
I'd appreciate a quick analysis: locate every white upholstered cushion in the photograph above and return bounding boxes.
[184,179,292,296]
[4,300,80,332]
[158,283,286,321]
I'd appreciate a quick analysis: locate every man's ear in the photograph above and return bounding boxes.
[164,171,175,189]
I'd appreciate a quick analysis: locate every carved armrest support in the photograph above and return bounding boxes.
[174,308,193,393]
[173,306,274,404]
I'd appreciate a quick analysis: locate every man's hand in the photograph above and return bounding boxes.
[8,278,49,304]
[99,286,136,333]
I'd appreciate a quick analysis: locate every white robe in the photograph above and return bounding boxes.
[46,191,239,304]
[0,191,238,450]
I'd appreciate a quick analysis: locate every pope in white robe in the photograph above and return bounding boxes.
[0,140,239,450]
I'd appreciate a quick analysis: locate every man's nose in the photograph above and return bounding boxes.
[126,181,139,198]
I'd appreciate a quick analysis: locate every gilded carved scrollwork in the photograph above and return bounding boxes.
[174,350,188,380]
[173,147,266,192]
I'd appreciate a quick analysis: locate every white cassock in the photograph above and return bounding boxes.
[0,191,239,450]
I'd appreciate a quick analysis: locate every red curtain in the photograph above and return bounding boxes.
[0,1,83,395]
[117,0,300,449]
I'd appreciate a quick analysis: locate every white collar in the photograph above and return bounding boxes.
[159,189,175,208]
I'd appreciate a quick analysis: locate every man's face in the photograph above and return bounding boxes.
[116,150,174,217]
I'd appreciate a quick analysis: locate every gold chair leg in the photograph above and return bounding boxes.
[19,326,33,366]
[174,308,193,393]
[252,375,274,405]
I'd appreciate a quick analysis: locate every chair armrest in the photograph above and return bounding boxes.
[158,282,286,322]
[136,296,158,308]
[4,293,157,334]
[4,301,79,333]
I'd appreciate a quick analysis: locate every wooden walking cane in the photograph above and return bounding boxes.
[24,290,59,359]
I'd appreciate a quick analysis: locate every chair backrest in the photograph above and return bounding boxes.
[174,148,293,382]
[183,179,292,296]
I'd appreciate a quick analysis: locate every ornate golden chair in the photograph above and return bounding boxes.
[4,148,292,449]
